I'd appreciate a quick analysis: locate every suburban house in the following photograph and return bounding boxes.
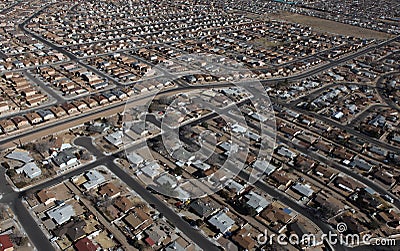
[291,183,315,198]
[208,211,235,233]
[25,112,43,125]
[37,189,56,205]
[123,207,153,235]
[53,148,78,168]
[74,237,99,251]
[225,179,246,195]
[49,106,67,117]
[252,160,277,176]
[189,199,220,219]
[37,109,55,121]
[98,183,122,199]
[335,176,359,193]
[53,220,86,242]
[16,162,42,179]
[82,170,106,190]
[61,103,78,115]
[82,97,98,108]
[104,131,123,147]
[0,120,16,132]
[72,100,88,112]
[0,234,14,251]
[47,203,75,225]
[115,196,134,214]
[11,116,30,129]
[244,191,270,214]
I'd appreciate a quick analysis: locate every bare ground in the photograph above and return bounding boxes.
[253,12,393,39]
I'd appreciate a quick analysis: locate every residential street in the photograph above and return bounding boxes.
[0,1,399,251]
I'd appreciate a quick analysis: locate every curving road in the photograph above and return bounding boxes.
[0,3,398,251]
[375,71,400,112]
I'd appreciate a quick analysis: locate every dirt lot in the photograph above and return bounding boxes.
[249,38,286,48]
[257,12,393,39]
[94,230,118,249]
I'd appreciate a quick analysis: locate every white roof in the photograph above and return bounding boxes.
[47,204,75,225]
[127,152,144,165]
[292,183,314,197]
[225,179,245,194]
[141,162,161,178]
[219,142,231,151]
[252,160,277,176]
[277,147,296,159]
[105,131,123,147]
[22,162,41,179]
[231,124,247,134]
[251,113,268,122]
[156,174,177,188]
[245,191,270,213]
[37,109,55,118]
[192,159,211,171]
[83,170,105,190]
[6,150,33,163]
[333,111,344,119]
[175,187,190,201]
[220,142,239,155]
[60,143,73,151]
[208,211,235,233]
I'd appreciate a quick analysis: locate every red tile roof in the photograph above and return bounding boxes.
[145,237,155,246]
[0,235,13,251]
[74,237,97,251]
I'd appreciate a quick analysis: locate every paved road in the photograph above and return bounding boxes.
[287,81,377,107]
[285,105,400,154]
[0,167,14,202]
[279,137,400,209]
[1,160,108,251]
[0,145,121,251]
[1,133,220,251]
[348,104,388,126]
[178,110,399,251]
[0,75,397,251]
[1,32,398,149]
[260,36,400,84]
[74,137,104,158]
[238,171,345,251]
[0,83,247,149]
[0,80,397,250]
[104,158,220,251]
[0,31,397,148]
[10,199,55,251]
[173,112,343,250]
[65,181,133,249]
[18,9,123,87]
[0,4,396,251]
[73,138,221,251]
[24,70,65,103]
[375,71,400,112]
[0,1,20,14]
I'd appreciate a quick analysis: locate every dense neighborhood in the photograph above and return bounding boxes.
[0,0,399,251]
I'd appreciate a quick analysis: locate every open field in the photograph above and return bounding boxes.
[250,38,286,48]
[254,12,393,39]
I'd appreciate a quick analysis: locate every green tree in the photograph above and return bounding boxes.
[173,166,183,176]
